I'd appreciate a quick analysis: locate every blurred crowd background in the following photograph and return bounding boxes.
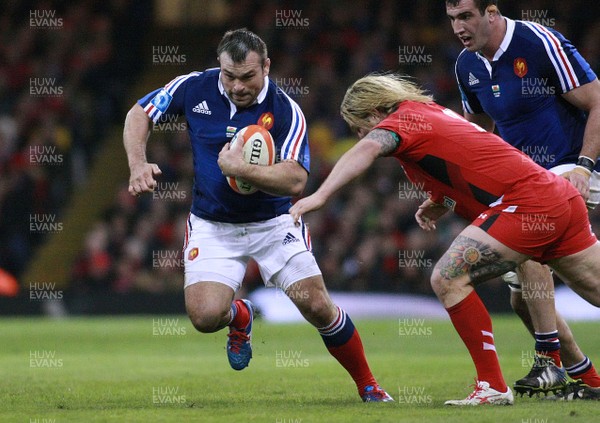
[1,0,599,310]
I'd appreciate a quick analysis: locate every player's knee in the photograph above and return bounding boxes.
[189,316,221,333]
[188,307,228,333]
[430,272,449,299]
[300,293,331,318]
[291,288,334,323]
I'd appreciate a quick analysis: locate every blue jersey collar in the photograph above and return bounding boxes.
[218,73,269,118]
[476,17,516,75]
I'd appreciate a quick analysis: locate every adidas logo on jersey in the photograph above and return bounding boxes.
[193,100,212,115]
[468,72,480,86]
[282,232,300,245]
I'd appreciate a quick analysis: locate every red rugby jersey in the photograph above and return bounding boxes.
[375,101,578,221]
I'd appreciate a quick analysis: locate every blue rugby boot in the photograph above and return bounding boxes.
[227,299,254,370]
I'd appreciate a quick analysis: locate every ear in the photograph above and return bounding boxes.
[263,57,271,76]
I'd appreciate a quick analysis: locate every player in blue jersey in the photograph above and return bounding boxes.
[447,0,600,400]
[123,28,392,402]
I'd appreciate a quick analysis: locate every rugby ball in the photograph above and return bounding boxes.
[226,124,276,195]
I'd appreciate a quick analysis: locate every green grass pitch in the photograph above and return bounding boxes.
[2,315,598,422]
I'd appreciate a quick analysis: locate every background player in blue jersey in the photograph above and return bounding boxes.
[123,28,392,402]
[447,0,600,400]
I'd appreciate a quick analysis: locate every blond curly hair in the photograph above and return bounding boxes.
[340,74,433,133]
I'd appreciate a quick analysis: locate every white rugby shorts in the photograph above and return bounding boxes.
[182,213,321,291]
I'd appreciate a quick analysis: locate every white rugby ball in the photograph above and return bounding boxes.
[226,124,276,195]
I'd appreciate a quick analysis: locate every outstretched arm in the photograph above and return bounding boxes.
[289,129,398,222]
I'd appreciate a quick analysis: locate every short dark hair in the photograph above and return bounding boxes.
[217,28,268,65]
[446,0,498,16]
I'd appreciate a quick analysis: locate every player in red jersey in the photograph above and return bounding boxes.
[290,74,600,406]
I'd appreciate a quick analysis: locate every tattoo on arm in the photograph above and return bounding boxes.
[438,235,516,284]
[367,129,401,156]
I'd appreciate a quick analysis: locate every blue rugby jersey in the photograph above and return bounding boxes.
[455,18,597,169]
[138,68,309,223]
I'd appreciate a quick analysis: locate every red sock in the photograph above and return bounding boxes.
[446,291,507,392]
[229,300,250,329]
[327,330,377,392]
[539,350,562,367]
[568,358,600,387]
[579,367,600,387]
[319,307,377,393]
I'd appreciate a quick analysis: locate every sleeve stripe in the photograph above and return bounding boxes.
[143,71,200,122]
[533,23,578,89]
[280,93,307,161]
[289,102,306,159]
[282,99,301,159]
[523,22,579,92]
[144,103,156,117]
[165,71,200,93]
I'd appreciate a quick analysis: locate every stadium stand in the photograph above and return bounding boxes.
[2,0,598,314]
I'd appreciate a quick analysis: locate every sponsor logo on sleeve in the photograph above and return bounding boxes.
[151,89,173,113]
